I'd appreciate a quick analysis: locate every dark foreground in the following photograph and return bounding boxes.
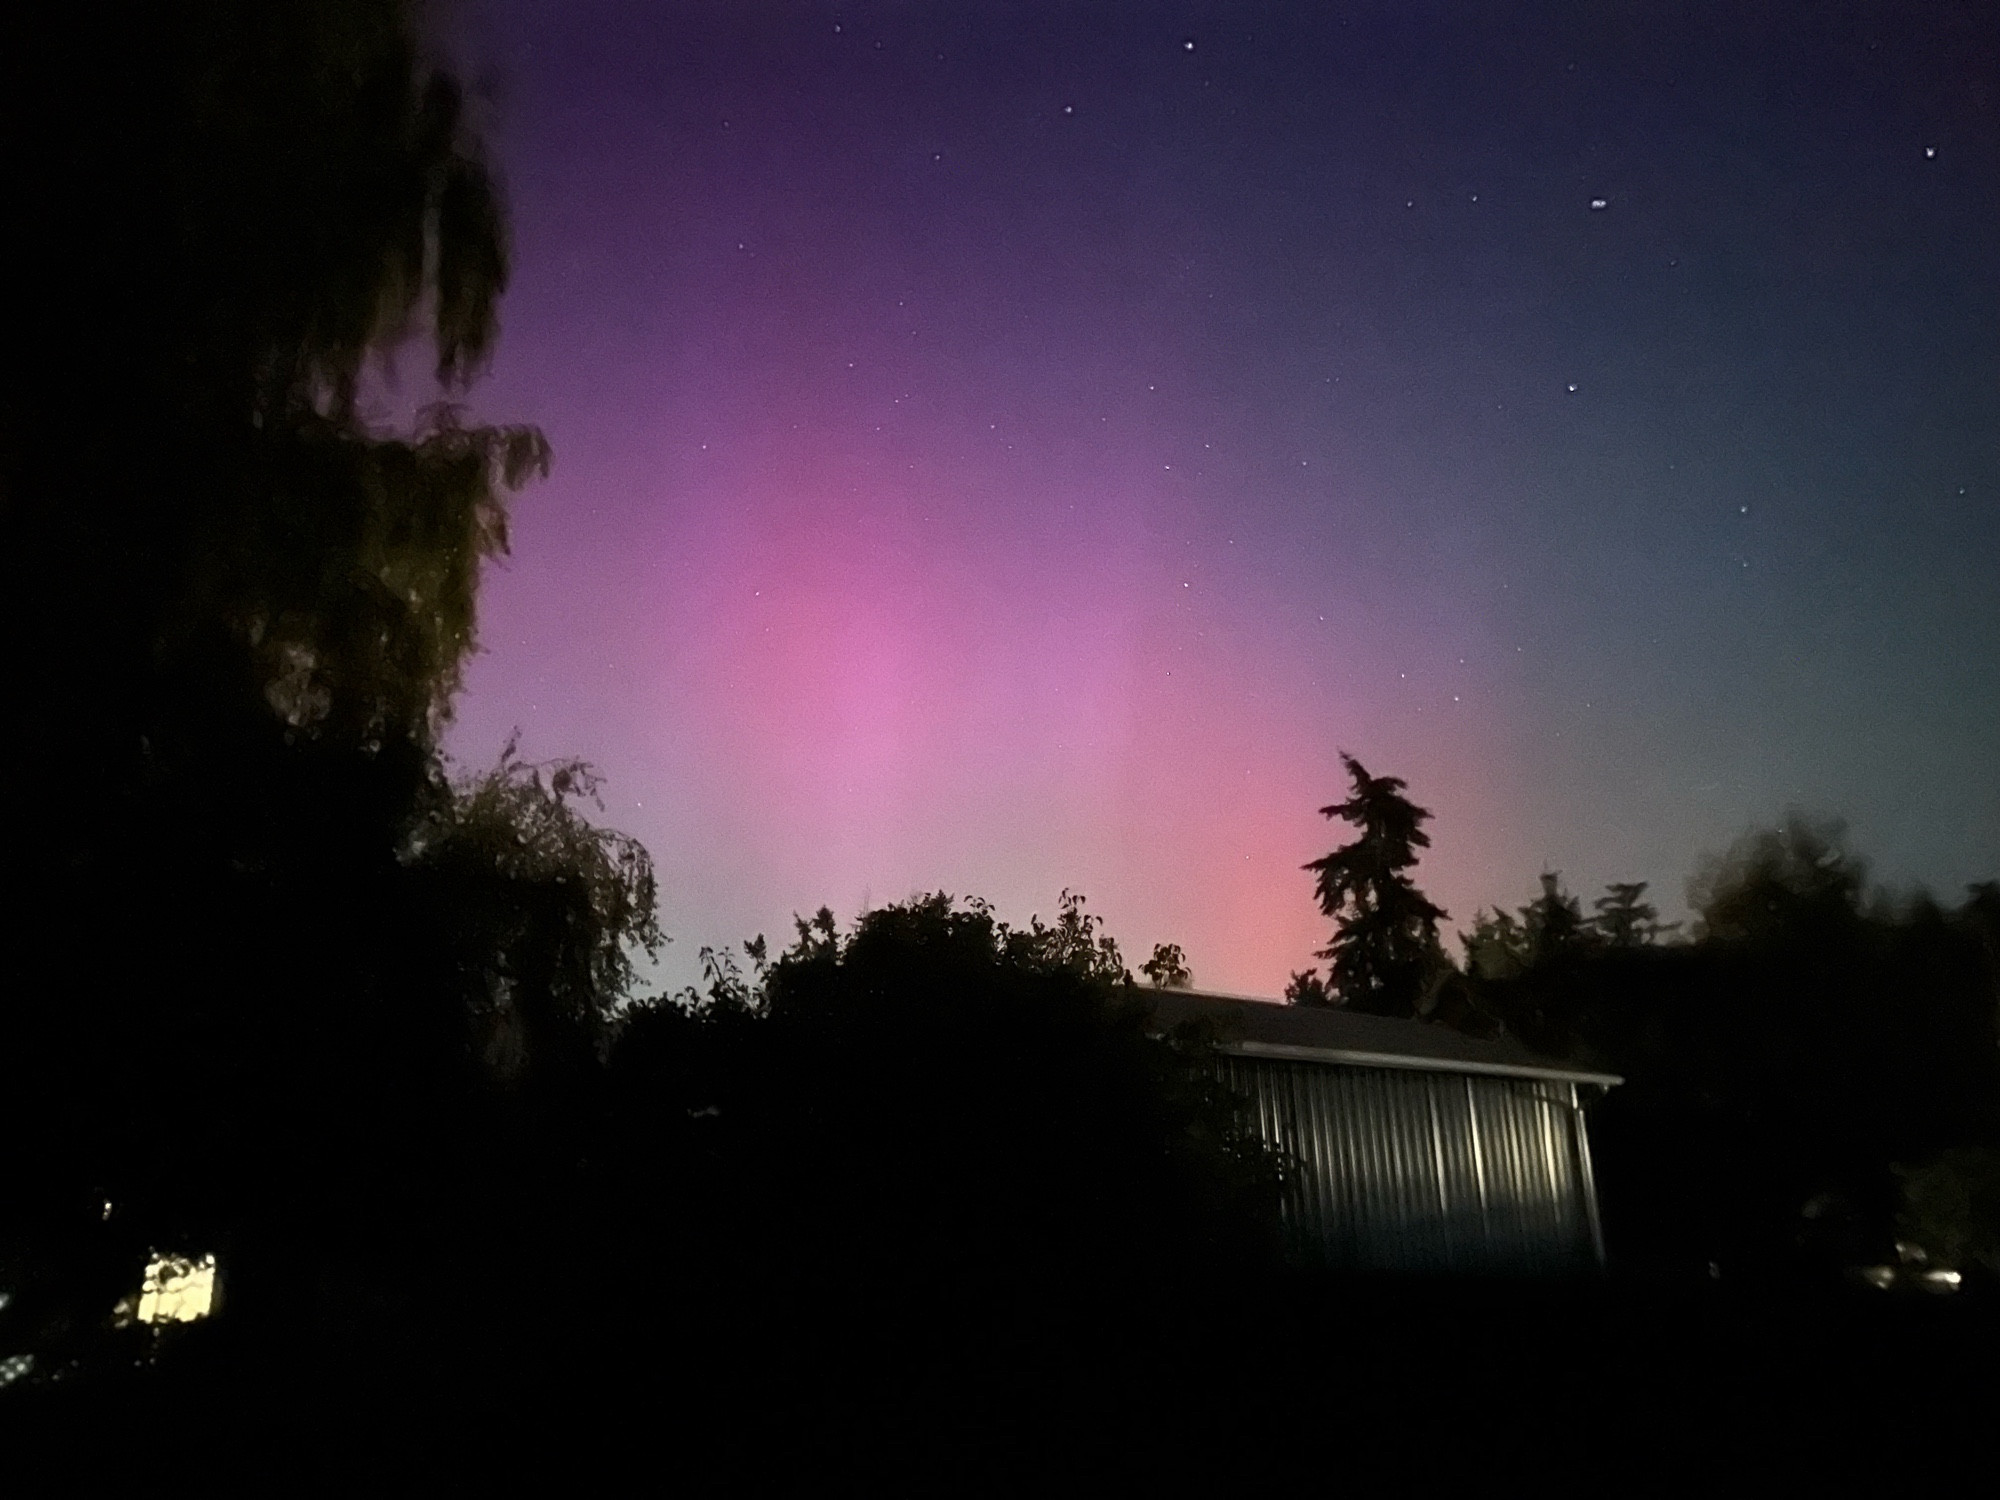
[7,1273,1993,1491]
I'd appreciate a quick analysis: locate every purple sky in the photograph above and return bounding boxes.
[430,3,2000,996]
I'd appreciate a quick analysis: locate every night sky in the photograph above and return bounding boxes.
[429,2,1999,997]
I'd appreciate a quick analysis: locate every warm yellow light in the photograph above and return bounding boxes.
[135,1252,217,1324]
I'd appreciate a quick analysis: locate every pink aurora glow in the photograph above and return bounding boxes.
[448,381,1517,997]
[438,12,1546,996]
[431,3,2000,1000]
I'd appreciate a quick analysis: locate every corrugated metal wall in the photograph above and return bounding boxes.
[1214,1056,1604,1276]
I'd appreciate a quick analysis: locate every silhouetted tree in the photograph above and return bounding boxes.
[0,2,666,1411]
[1461,908,1530,982]
[1462,876,1675,1045]
[1593,881,1677,948]
[1006,889,1135,983]
[1458,875,1595,1053]
[5,3,536,825]
[1284,969,1335,1006]
[409,741,664,1086]
[1299,754,1449,1016]
[592,891,1284,1425]
[1521,872,1592,963]
[1457,819,2000,1285]
[1142,943,1193,989]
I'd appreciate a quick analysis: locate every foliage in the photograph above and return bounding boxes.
[229,406,550,752]
[1284,968,1333,1006]
[1520,872,1591,961]
[1458,822,2000,1284]
[1463,871,1613,983]
[673,889,1142,1012]
[1299,753,1450,1016]
[0,1,654,1396]
[1006,889,1135,983]
[1461,907,1530,982]
[1594,882,1678,948]
[408,741,664,1080]
[6,3,537,808]
[1688,815,1868,947]
[1142,942,1194,989]
[602,892,1285,1368]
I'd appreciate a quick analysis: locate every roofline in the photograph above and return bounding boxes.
[1136,987,1624,1087]
[1215,1039,1623,1088]
[1135,985,1285,1006]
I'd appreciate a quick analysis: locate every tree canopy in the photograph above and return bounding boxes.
[587,892,1285,1426]
[1455,821,2000,1284]
[0,1,660,1392]
[4,3,535,816]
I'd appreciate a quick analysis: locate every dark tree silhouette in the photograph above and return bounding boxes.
[1593,881,1676,947]
[1297,754,1449,1016]
[1521,871,1594,963]
[1463,873,1612,1060]
[1455,818,2000,1286]
[409,741,664,1086]
[1468,878,1673,983]
[588,891,1284,1451]
[1687,817,1868,947]
[1461,907,1530,982]
[0,3,664,1414]
[1006,888,1135,983]
[1284,969,1334,1005]
[1464,873,1592,978]
[1142,942,1194,989]
[5,3,537,815]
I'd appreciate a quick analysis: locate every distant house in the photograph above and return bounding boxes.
[1140,990,1620,1277]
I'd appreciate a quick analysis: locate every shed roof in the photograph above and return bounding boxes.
[1134,988,1622,1087]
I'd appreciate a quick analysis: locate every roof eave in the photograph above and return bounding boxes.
[1212,1038,1624,1088]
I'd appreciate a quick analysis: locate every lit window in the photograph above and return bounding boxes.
[134,1253,218,1324]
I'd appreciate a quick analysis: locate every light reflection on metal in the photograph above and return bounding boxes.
[1214,1055,1607,1276]
[1572,1083,1607,1268]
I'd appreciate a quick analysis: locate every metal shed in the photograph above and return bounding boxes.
[1142,990,1621,1277]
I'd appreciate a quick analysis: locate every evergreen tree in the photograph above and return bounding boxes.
[1593,881,1676,947]
[1521,872,1593,964]
[1300,754,1449,1017]
[1461,907,1530,982]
